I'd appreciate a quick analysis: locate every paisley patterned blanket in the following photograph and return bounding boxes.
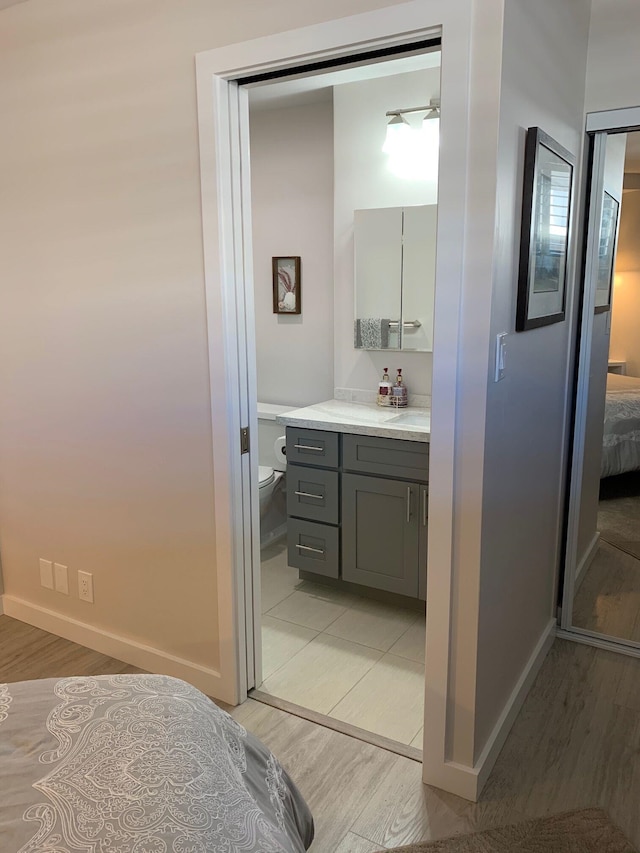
[0,674,314,852]
[602,373,640,478]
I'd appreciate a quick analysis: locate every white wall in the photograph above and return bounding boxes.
[472,0,591,758]
[333,68,440,397]
[611,190,640,378]
[0,0,419,691]
[250,100,334,407]
[586,0,640,113]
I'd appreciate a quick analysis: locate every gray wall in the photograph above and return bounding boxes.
[250,100,335,408]
[473,0,591,759]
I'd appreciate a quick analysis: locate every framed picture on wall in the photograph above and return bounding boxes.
[272,256,301,315]
[594,191,619,313]
[516,127,575,331]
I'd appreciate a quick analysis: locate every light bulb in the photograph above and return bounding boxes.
[384,115,439,181]
[382,115,411,156]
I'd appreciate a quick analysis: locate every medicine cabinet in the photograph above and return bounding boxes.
[353,204,437,351]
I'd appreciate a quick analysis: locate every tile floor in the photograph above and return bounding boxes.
[258,540,425,746]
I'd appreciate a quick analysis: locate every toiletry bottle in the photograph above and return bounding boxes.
[392,369,408,407]
[378,368,392,407]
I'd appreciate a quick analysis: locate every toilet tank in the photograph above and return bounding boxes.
[257,403,293,472]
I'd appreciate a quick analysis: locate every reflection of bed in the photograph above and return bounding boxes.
[602,373,640,478]
[0,674,313,852]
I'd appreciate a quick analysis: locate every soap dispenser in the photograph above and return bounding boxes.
[391,369,408,408]
[377,368,392,406]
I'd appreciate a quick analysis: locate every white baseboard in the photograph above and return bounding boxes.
[2,595,228,701]
[575,531,600,591]
[0,594,4,616]
[423,617,556,801]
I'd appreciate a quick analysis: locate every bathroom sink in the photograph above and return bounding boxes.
[386,411,430,427]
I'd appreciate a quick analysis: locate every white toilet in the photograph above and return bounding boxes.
[257,402,290,548]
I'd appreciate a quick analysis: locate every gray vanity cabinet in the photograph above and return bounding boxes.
[342,474,423,596]
[342,434,428,599]
[286,426,428,600]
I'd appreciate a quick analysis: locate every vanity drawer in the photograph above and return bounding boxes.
[287,518,340,579]
[285,427,339,469]
[343,433,429,482]
[287,464,339,524]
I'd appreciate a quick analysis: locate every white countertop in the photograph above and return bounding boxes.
[276,399,430,442]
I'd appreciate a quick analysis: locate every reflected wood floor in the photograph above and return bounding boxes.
[1,614,639,851]
[574,477,640,643]
[573,540,640,641]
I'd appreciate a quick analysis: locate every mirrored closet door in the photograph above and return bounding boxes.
[561,108,640,653]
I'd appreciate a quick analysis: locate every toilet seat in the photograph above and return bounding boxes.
[258,465,276,489]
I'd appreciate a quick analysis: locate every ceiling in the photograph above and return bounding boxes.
[0,0,29,9]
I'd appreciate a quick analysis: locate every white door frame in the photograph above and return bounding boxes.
[195,0,481,799]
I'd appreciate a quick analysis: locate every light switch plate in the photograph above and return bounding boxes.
[495,332,507,382]
[39,558,54,590]
[54,563,69,595]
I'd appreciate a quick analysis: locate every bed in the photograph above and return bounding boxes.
[0,674,314,852]
[602,373,640,478]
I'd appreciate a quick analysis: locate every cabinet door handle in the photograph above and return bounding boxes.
[296,543,325,555]
[294,443,324,452]
[406,486,412,523]
[422,488,428,527]
[294,490,324,500]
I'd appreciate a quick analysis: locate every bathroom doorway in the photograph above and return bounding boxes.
[195,1,480,795]
[246,47,440,754]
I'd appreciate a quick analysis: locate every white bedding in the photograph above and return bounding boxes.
[602,373,640,478]
[0,674,314,852]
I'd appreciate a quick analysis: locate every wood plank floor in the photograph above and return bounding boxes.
[1,614,639,851]
[573,540,640,641]
[573,478,640,642]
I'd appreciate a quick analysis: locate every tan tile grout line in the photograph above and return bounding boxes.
[263,608,424,659]
[260,626,385,726]
[324,652,425,744]
[260,623,321,681]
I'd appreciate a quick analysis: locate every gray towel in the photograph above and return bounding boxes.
[354,318,390,349]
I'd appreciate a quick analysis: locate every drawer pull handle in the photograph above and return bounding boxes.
[295,490,324,500]
[294,444,324,452]
[407,486,412,523]
[296,544,325,555]
[422,488,428,527]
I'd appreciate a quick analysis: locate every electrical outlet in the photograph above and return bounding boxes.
[39,558,54,590]
[54,563,69,595]
[78,570,94,603]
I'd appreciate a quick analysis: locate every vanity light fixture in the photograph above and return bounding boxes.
[383,98,440,180]
[382,112,412,155]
